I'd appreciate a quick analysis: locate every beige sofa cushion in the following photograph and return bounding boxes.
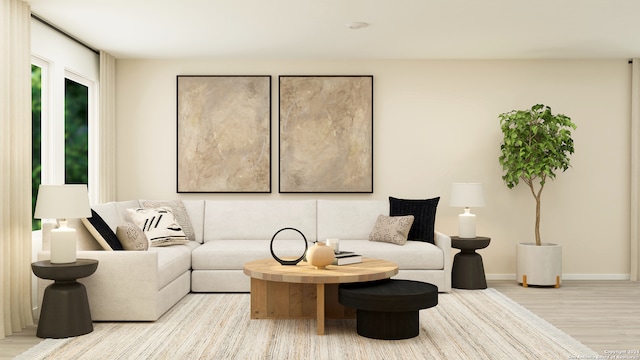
[203,200,317,242]
[336,239,444,270]
[192,239,306,270]
[317,200,388,240]
[153,241,199,289]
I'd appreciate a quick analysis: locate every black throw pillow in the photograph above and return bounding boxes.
[83,209,124,250]
[389,196,440,244]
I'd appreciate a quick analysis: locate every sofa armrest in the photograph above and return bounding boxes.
[37,250,162,321]
[434,231,452,291]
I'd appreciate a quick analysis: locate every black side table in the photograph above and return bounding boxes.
[32,259,98,338]
[451,236,490,290]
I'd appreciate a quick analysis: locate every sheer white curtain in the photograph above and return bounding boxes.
[632,59,640,282]
[0,0,35,338]
[98,51,117,203]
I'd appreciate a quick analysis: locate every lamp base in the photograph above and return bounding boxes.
[50,223,77,264]
[458,210,477,239]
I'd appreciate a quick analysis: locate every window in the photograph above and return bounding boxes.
[31,18,99,228]
[32,64,42,230]
[64,77,89,185]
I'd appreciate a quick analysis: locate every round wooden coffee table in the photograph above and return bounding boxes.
[243,258,398,335]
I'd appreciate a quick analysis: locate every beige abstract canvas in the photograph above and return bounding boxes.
[279,76,373,193]
[177,76,271,192]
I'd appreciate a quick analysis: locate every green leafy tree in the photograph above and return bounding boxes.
[65,79,88,185]
[498,104,577,246]
[31,70,89,230]
[32,65,42,230]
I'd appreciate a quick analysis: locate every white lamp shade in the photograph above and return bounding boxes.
[34,184,91,220]
[449,183,486,208]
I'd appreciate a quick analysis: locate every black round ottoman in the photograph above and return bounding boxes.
[338,279,438,340]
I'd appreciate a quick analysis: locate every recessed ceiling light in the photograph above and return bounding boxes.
[347,22,369,30]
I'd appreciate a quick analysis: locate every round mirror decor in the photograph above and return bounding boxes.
[270,227,308,266]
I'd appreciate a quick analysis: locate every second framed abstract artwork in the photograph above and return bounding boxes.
[279,75,373,193]
[177,75,272,193]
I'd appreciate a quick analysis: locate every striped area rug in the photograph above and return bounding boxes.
[18,289,596,360]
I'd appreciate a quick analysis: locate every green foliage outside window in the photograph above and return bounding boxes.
[32,65,42,230]
[64,78,89,185]
[31,68,89,230]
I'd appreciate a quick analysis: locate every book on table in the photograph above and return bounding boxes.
[332,251,362,265]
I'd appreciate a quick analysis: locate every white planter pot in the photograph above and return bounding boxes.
[516,242,562,287]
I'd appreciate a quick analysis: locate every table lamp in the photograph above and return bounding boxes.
[449,183,485,238]
[34,184,91,264]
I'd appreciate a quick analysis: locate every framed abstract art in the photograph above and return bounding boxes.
[177,75,271,193]
[279,75,373,193]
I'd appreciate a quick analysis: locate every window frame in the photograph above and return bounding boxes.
[31,18,100,204]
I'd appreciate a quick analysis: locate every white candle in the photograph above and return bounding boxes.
[50,223,77,264]
[326,238,340,252]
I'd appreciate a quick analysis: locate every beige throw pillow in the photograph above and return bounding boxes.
[127,207,189,247]
[116,222,149,251]
[368,214,415,245]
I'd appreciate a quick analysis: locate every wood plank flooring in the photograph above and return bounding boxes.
[0,325,38,359]
[1,281,638,359]
[490,280,640,356]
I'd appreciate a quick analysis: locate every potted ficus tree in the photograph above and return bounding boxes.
[498,104,576,287]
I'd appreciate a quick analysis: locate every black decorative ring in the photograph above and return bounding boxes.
[270,227,308,266]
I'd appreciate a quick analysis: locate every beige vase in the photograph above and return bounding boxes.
[306,242,335,269]
[516,243,562,287]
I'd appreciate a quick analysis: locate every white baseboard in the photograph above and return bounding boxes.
[487,274,631,281]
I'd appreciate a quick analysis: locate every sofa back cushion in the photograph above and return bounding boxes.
[317,200,388,241]
[181,200,205,243]
[92,200,142,232]
[203,200,317,242]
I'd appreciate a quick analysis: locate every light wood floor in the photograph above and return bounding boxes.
[490,280,640,356]
[1,280,638,359]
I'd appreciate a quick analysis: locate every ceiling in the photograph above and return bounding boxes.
[28,0,640,60]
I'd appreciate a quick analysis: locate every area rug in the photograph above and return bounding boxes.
[17,288,596,360]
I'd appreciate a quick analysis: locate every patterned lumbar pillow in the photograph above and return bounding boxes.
[369,214,415,245]
[116,222,149,251]
[126,207,189,247]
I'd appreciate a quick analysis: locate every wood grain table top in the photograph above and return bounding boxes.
[243,257,398,284]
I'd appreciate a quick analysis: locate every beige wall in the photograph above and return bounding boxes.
[116,59,631,279]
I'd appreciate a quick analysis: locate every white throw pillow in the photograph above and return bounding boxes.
[368,214,415,245]
[127,207,189,247]
[140,200,196,242]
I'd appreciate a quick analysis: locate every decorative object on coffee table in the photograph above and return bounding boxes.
[269,227,308,265]
[31,259,98,338]
[306,241,335,269]
[451,236,491,289]
[332,251,362,265]
[339,279,438,340]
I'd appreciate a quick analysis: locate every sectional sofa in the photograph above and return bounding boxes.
[37,199,452,321]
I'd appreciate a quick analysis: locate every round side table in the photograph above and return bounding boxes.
[451,236,490,290]
[32,259,98,338]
